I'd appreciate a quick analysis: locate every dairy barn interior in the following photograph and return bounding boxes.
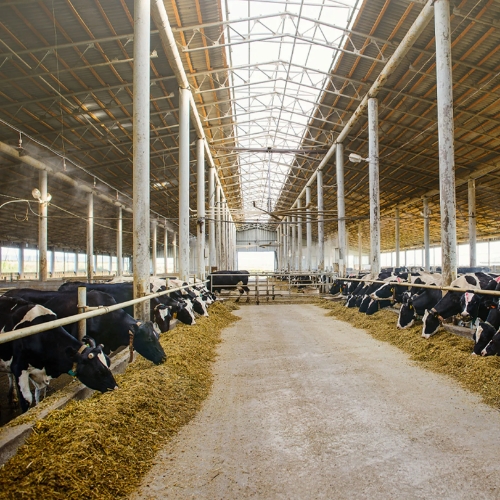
[2,0,500,497]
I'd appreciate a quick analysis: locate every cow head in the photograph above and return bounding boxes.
[153,304,173,333]
[473,322,496,355]
[176,299,196,325]
[329,281,342,295]
[345,295,356,308]
[481,330,500,357]
[422,309,441,338]
[397,301,415,329]
[370,283,394,301]
[65,344,118,392]
[460,292,479,318]
[358,295,371,313]
[130,322,167,365]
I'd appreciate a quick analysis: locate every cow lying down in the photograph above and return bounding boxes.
[0,296,118,413]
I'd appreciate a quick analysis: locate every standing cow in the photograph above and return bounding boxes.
[208,271,251,302]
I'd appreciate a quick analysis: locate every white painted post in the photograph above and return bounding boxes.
[423,197,430,271]
[151,219,158,276]
[317,169,324,271]
[18,247,24,277]
[39,171,48,281]
[178,87,190,282]
[291,215,296,270]
[117,207,123,276]
[368,98,380,276]
[87,192,94,282]
[297,198,303,272]
[358,222,362,272]
[173,232,177,273]
[208,166,216,271]
[216,184,221,269]
[133,0,151,320]
[306,186,312,271]
[468,178,476,268]
[336,143,346,277]
[435,0,457,286]
[395,207,400,269]
[197,139,206,279]
[164,225,168,274]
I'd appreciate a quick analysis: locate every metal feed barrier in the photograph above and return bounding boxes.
[0,280,204,345]
[211,271,338,304]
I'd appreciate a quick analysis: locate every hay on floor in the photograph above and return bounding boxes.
[0,302,239,500]
[317,300,500,408]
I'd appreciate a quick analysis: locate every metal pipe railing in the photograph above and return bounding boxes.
[338,277,500,297]
[0,281,203,345]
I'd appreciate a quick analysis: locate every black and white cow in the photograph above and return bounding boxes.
[422,273,496,339]
[168,279,209,317]
[0,296,118,412]
[397,287,442,329]
[356,272,394,313]
[472,302,500,355]
[208,270,251,302]
[459,276,500,321]
[5,288,166,365]
[59,281,196,327]
[366,272,442,317]
[480,327,500,356]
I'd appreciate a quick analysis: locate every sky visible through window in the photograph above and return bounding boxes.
[222,0,360,222]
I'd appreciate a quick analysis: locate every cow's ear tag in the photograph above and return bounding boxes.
[409,305,413,310]
[390,288,394,293]
[173,312,177,319]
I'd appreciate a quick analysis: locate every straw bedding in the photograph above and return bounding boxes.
[317,300,500,408]
[0,301,240,500]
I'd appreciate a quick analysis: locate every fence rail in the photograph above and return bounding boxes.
[338,277,500,297]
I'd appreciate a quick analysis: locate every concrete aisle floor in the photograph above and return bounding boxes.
[130,304,500,500]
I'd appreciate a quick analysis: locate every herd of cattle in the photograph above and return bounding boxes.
[0,270,250,415]
[330,270,500,357]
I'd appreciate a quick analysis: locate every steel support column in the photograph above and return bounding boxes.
[38,171,48,281]
[468,179,476,268]
[435,0,457,285]
[285,217,290,271]
[197,138,206,279]
[336,143,346,277]
[317,169,324,271]
[305,186,312,271]
[133,0,151,320]
[423,197,430,271]
[87,192,94,282]
[291,215,296,270]
[358,222,362,272]
[395,207,400,269]
[117,207,123,276]
[151,219,158,276]
[178,87,190,281]
[216,185,221,268]
[173,232,177,272]
[297,198,303,272]
[167,224,168,274]
[208,165,216,271]
[368,98,380,276]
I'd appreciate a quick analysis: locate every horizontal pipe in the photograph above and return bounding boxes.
[0,282,206,345]
[340,277,500,296]
[0,141,132,213]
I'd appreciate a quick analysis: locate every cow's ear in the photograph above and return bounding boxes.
[65,346,79,360]
[131,322,140,333]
